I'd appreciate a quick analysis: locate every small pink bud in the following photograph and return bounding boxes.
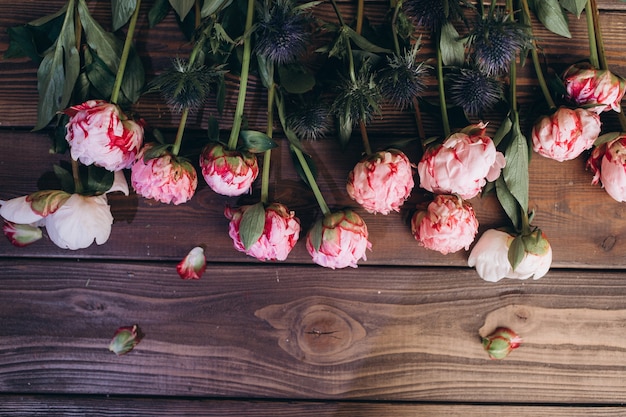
[108,324,143,356]
[177,246,207,279]
[482,327,522,360]
[2,221,42,247]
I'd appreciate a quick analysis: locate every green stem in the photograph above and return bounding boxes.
[261,82,276,204]
[71,158,83,194]
[391,0,402,56]
[356,0,364,35]
[436,39,450,137]
[227,0,255,150]
[329,0,356,82]
[291,145,330,216]
[171,107,189,156]
[359,120,372,155]
[110,0,141,105]
[586,0,600,69]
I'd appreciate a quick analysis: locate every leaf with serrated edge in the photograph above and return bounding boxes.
[239,202,266,250]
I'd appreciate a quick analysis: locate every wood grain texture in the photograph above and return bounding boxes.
[2,259,626,403]
[1,396,625,417]
[2,130,626,269]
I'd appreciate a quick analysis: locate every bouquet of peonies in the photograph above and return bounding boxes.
[3,0,626,284]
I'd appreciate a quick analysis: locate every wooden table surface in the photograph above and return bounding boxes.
[2,1,626,415]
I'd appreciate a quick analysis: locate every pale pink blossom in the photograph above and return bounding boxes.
[417,123,505,199]
[531,107,601,162]
[64,100,144,171]
[562,63,626,113]
[587,136,626,202]
[0,171,129,250]
[131,144,198,205]
[346,149,415,214]
[177,246,207,279]
[225,203,301,261]
[468,229,552,282]
[411,194,478,254]
[200,142,259,196]
[306,210,371,269]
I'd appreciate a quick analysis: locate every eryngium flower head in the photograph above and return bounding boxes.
[287,98,331,140]
[377,45,430,110]
[469,11,531,76]
[403,0,470,32]
[331,68,382,126]
[447,68,503,115]
[254,0,311,65]
[149,59,225,113]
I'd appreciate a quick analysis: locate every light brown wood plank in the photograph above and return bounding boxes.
[1,396,625,417]
[2,259,626,402]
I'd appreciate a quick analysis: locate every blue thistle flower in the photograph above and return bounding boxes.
[377,42,430,110]
[469,11,532,76]
[447,68,503,116]
[403,0,470,32]
[254,0,311,65]
[287,97,331,141]
[331,66,383,126]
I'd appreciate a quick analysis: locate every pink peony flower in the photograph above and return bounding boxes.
[417,123,505,199]
[177,246,207,279]
[468,229,552,282]
[0,172,129,250]
[306,209,371,269]
[200,142,259,196]
[2,220,42,247]
[64,100,144,171]
[131,143,198,205]
[562,63,626,113]
[411,194,479,255]
[225,202,301,261]
[531,107,601,162]
[587,136,626,202]
[346,149,415,214]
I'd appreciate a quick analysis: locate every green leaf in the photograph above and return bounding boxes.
[120,47,145,103]
[111,0,137,31]
[343,26,392,54]
[239,202,266,250]
[201,0,232,17]
[34,0,80,131]
[308,218,324,251]
[495,176,521,231]
[289,146,318,188]
[560,0,586,18]
[169,0,195,20]
[493,115,513,148]
[78,0,122,78]
[439,22,465,66]
[53,164,75,194]
[256,54,275,90]
[5,26,41,62]
[531,0,571,38]
[507,236,526,271]
[336,114,353,149]
[149,0,171,27]
[503,116,529,214]
[84,46,116,98]
[85,165,115,195]
[594,132,621,147]
[278,64,316,94]
[143,143,172,161]
[240,130,278,153]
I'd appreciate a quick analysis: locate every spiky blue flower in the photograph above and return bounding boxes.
[254,0,311,65]
[287,98,331,141]
[447,68,503,116]
[403,0,470,32]
[469,11,532,76]
[377,43,430,110]
[331,67,383,126]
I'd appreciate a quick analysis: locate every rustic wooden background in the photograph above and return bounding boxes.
[2,0,626,415]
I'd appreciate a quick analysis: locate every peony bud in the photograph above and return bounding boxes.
[225,202,300,262]
[482,327,522,360]
[2,220,42,247]
[131,144,198,205]
[531,107,601,162]
[346,149,415,215]
[177,246,207,280]
[562,63,626,113]
[306,209,372,269]
[468,229,552,282]
[411,194,478,255]
[108,324,143,356]
[417,123,505,199]
[64,100,144,171]
[199,142,259,197]
[587,136,626,202]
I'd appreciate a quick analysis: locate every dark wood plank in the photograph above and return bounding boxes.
[2,259,626,403]
[2,130,626,269]
[1,396,625,417]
